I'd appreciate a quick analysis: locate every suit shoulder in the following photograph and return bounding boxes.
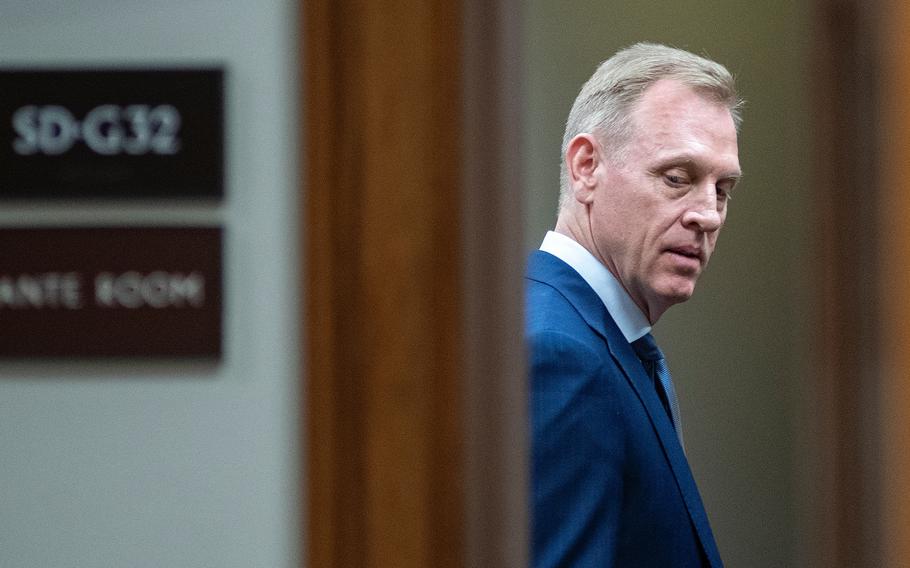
[525,277,590,335]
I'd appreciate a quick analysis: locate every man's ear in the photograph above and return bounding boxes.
[565,133,602,204]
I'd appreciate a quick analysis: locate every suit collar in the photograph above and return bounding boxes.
[527,250,723,567]
[527,250,617,344]
[538,231,651,342]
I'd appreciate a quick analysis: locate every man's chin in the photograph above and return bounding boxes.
[655,280,698,306]
[643,283,697,322]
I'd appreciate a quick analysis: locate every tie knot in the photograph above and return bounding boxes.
[631,333,664,362]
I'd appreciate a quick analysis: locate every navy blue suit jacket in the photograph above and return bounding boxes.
[527,250,723,567]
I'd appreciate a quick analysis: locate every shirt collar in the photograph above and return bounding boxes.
[540,231,651,342]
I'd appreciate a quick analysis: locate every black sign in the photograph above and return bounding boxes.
[0,69,224,200]
[0,227,223,358]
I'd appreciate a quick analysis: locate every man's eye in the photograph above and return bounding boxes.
[717,183,734,201]
[664,174,687,186]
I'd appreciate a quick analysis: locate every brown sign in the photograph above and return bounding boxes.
[0,227,222,358]
[0,69,224,200]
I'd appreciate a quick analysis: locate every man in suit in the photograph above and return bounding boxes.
[527,43,742,567]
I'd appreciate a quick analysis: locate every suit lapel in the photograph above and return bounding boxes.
[528,251,723,567]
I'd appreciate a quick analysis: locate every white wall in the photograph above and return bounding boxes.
[0,2,300,566]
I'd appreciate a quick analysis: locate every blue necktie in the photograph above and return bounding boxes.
[631,333,684,448]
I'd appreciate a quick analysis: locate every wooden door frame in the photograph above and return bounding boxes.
[809,2,880,565]
[810,1,910,566]
[877,0,910,565]
[301,1,527,566]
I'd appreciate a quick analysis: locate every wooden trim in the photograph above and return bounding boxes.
[304,2,465,566]
[809,1,880,566]
[878,1,910,564]
[460,0,529,565]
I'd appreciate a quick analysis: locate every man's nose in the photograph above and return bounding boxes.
[681,186,723,232]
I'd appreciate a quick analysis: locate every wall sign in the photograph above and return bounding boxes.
[0,227,222,358]
[0,69,223,200]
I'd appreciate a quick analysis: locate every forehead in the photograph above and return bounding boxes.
[628,79,740,172]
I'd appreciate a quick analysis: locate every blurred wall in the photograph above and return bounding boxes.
[0,2,300,567]
[523,2,811,566]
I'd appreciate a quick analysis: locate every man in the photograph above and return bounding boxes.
[527,42,742,567]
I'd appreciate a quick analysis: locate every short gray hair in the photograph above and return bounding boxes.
[558,42,743,210]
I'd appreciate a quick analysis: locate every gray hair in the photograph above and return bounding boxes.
[558,42,743,210]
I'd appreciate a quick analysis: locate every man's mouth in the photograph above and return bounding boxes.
[665,246,704,265]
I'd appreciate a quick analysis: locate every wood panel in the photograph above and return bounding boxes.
[878,1,910,564]
[460,1,529,565]
[304,2,464,566]
[809,1,880,565]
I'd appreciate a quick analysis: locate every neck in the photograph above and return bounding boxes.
[554,208,660,324]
